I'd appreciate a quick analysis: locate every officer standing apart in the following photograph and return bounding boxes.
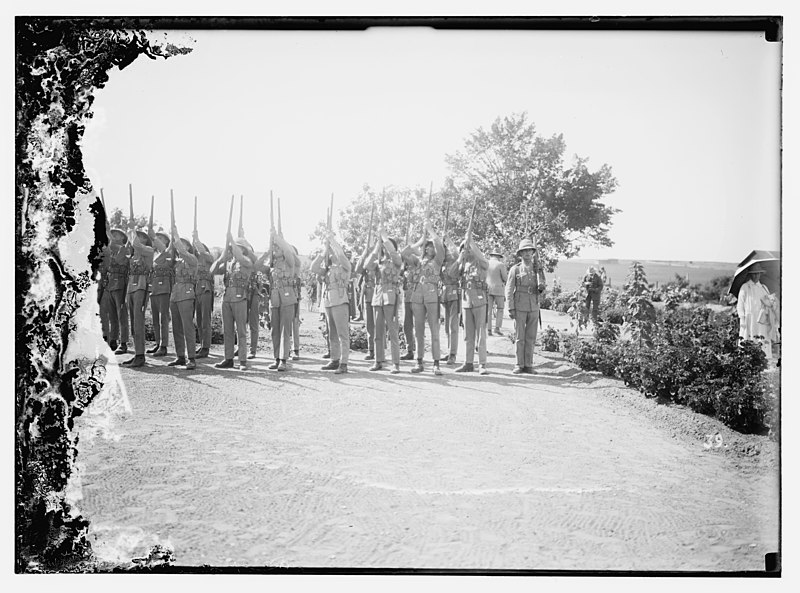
[455,230,490,375]
[365,226,403,374]
[122,229,154,367]
[147,229,173,357]
[505,239,547,374]
[265,225,299,372]
[403,221,445,375]
[192,231,215,359]
[439,236,461,366]
[583,266,604,325]
[311,230,352,374]
[486,250,508,336]
[166,225,199,370]
[212,232,254,370]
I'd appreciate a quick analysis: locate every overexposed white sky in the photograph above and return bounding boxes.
[82,27,781,262]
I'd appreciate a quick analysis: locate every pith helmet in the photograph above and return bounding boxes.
[516,239,536,254]
[154,232,171,248]
[234,237,255,261]
[109,228,127,245]
[135,230,152,247]
[489,248,503,257]
[179,237,195,255]
[747,263,766,274]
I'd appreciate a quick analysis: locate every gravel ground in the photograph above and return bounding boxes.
[73,308,779,571]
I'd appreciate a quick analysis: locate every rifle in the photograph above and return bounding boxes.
[442,196,450,238]
[193,196,197,235]
[227,194,234,241]
[170,189,177,252]
[424,181,433,234]
[366,199,375,251]
[128,183,135,232]
[277,196,282,235]
[149,195,154,237]
[99,188,111,240]
[404,197,411,245]
[239,194,244,238]
[269,190,274,264]
[326,193,334,265]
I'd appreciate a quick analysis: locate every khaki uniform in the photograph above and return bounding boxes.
[221,258,252,364]
[486,258,508,332]
[505,261,546,369]
[312,257,351,364]
[170,253,197,360]
[408,251,444,362]
[369,254,402,365]
[149,249,174,349]
[402,261,417,354]
[247,271,267,356]
[440,258,460,357]
[291,275,302,353]
[460,260,489,365]
[194,249,215,351]
[362,266,376,353]
[126,248,153,356]
[269,249,297,361]
[98,246,112,340]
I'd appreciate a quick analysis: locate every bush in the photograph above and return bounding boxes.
[349,324,369,351]
[541,326,560,352]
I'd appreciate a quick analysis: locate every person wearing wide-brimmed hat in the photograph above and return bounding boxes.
[454,230,490,375]
[439,236,461,365]
[211,230,255,370]
[486,249,508,336]
[147,230,174,357]
[122,229,155,367]
[165,224,199,370]
[582,265,604,324]
[192,230,215,359]
[364,225,403,373]
[105,228,131,354]
[402,220,445,375]
[736,263,778,359]
[355,236,379,361]
[505,238,546,374]
[311,229,352,374]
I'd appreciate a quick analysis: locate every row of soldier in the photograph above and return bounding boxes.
[97,190,547,376]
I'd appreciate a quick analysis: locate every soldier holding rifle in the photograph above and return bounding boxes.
[122,222,154,368]
[364,207,403,374]
[310,203,352,374]
[192,197,215,359]
[403,219,445,376]
[100,190,131,354]
[147,193,174,358]
[505,239,546,374]
[211,197,254,370]
[455,197,490,375]
[165,191,199,370]
[238,196,267,360]
[400,201,416,362]
[439,199,460,366]
[354,204,378,361]
[264,192,299,372]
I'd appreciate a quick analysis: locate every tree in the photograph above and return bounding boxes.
[105,207,164,233]
[445,112,619,269]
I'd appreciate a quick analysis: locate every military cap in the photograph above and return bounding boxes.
[109,228,127,245]
[516,239,536,254]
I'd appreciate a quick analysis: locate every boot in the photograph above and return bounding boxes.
[523,366,537,375]
[364,350,375,361]
[479,364,489,376]
[390,364,401,374]
[153,346,167,357]
[291,350,300,361]
[247,351,256,360]
[115,343,128,354]
[238,361,247,370]
[277,360,287,372]
[494,328,503,336]
[334,363,348,374]
[128,354,145,368]
[146,344,160,354]
[322,352,331,359]
[433,362,442,376]
[268,359,280,370]
[109,340,118,351]
[321,359,340,371]
[487,328,494,336]
[214,359,234,369]
[368,362,383,372]
[400,350,415,361]
[121,355,137,366]
[410,359,424,374]
[447,354,457,366]
[185,359,196,370]
[195,347,209,359]
[512,365,524,374]
[167,357,187,367]
[454,362,474,373]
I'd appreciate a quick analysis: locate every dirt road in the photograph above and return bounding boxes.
[73,310,779,571]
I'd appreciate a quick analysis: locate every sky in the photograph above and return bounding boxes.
[81,26,782,263]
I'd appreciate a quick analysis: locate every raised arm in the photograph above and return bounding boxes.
[328,233,352,273]
[128,230,154,258]
[172,225,198,267]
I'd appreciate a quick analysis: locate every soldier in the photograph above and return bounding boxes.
[147,230,173,357]
[166,224,199,369]
[354,236,378,360]
[264,225,299,372]
[582,266,604,324]
[365,226,402,374]
[192,230,215,359]
[455,231,490,375]
[311,230,352,373]
[212,232,254,370]
[105,228,131,354]
[403,221,445,375]
[98,243,112,345]
[122,228,154,367]
[243,249,266,360]
[486,250,508,336]
[439,236,460,365]
[505,238,547,374]
[400,249,416,361]
[290,245,302,361]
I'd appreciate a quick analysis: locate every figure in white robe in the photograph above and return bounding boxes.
[736,267,778,359]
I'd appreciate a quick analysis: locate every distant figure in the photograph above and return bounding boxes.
[583,266,604,324]
[486,250,508,336]
[599,266,609,287]
[736,264,779,359]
